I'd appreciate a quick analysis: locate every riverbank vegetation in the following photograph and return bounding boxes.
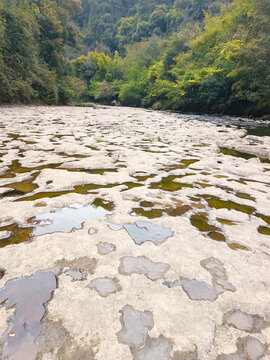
[0,0,269,116]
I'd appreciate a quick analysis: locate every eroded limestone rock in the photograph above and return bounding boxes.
[243,336,267,360]
[35,318,99,360]
[164,279,218,301]
[164,256,234,302]
[88,227,98,235]
[0,266,5,279]
[65,269,87,281]
[181,279,218,301]
[119,256,170,281]
[200,257,236,294]
[124,222,173,245]
[87,277,121,297]
[217,336,268,360]
[96,242,116,255]
[117,305,154,347]
[223,310,269,333]
[55,257,97,276]
[132,335,173,360]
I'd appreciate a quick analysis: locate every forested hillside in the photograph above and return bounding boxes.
[0,0,270,117]
[75,0,231,55]
[0,0,84,104]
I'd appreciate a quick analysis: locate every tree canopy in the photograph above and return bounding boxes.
[0,0,269,116]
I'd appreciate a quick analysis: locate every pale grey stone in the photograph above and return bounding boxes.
[87,277,120,297]
[119,256,170,281]
[96,242,116,255]
[117,305,154,347]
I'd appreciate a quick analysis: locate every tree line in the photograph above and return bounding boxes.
[1,0,269,117]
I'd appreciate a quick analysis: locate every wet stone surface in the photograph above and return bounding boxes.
[132,335,173,360]
[217,336,268,360]
[167,279,218,302]
[0,271,56,360]
[119,256,170,281]
[200,257,236,294]
[223,310,269,333]
[117,305,154,347]
[0,267,5,279]
[65,269,87,281]
[87,277,121,297]
[33,202,112,236]
[164,257,235,301]
[96,242,116,255]
[55,257,97,277]
[88,227,98,235]
[124,222,173,245]
[0,200,112,247]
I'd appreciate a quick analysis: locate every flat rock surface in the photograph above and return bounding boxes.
[0,105,270,359]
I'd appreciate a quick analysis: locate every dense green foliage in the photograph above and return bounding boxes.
[75,0,231,55]
[0,0,84,104]
[1,0,270,116]
[72,0,270,116]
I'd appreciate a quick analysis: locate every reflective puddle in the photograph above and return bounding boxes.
[258,226,270,236]
[131,200,192,219]
[199,194,256,215]
[220,147,270,164]
[124,222,173,245]
[220,147,257,160]
[0,199,113,247]
[159,159,199,172]
[13,181,143,202]
[1,172,40,198]
[150,175,194,191]
[0,271,56,360]
[33,202,112,236]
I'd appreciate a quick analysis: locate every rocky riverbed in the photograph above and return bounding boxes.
[0,105,269,359]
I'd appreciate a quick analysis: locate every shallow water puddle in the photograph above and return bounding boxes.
[223,309,269,333]
[131,172,156,181]
[255,213,270,225]
[1,160,62,176]
[0,271,56,360]
[216,218,239,226]
[117,305,154,348]
[190,214,221,233]
[124,222,173,245]
[159,159,199,172]
[33,201,113,236]
[150,175,194,191]
[0,223,34,248]
[217,336,267,359]
[1,172,40,198]
[258,226,270,236]
[15,181,143,202]
[56,152,89,159]
[189,213,249,249]
[60,166,118,175]
[0,160,122,200]
[119,256,170,281]
[220,147,270,163]
[165,257,235,301]
[247,125,270,137]
[131,201,192,219]
[190,214,226,243]
[14,190,73,202]
[87,277,121,297]
[200,194,256,215]
[220,147,257,160]
[0,199,113,247]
